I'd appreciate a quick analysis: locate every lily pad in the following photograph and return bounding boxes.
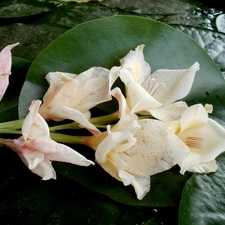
[18,15,225,206]
[179,152,225,225]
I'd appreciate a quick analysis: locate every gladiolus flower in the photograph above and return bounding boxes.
[39,66,119,135]
[4,100,94,180]
[0,43,19,100]
[167,104,225,174]
[85,88,189,200]
[119,44,199,121]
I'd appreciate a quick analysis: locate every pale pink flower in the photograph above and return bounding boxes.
[4,100,94,180]
[39,66,119,136]
[0,43,19,100]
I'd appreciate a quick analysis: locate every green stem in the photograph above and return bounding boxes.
[0,119,24,129]
[50,132,86,145]
[49,111,119,131]
[49,122,80,131]
[90,111,119,125]
[0,129,22,135]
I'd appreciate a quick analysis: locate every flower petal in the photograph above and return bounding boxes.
[119,44,151,84]
[150,101,188,122]
[179,118,225,163]
[0,43,19,74]
[145,62,199,105]
[0,43,19,100]
[48,104,101,136]
[124,81,161,114]
[110,87,139,131]
[179,104,208,133]
[95,131,137,164]
[120,119,190,177]
[22,100,50,141]
[187,159,218,173]
[131,175,150,200]
[47,141,94,166]
[30,160,56,180]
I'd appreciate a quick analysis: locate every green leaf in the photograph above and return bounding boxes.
[0,57,31,122]
[18,15,225,207]
[18,15,225,117]
[179,152,225,225]
[53,161,190,207]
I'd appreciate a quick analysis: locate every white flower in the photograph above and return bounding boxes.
[119,44,199,121]
[167,104,225,174]
[86,88,189,200]
[4,100,94,180]
[39,66,119,135]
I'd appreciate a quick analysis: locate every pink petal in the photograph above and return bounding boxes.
[0,43,19,74]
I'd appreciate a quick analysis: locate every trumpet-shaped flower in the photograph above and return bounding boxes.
[85,88,189,200]
[0,43,19,100]
[4,100,94,180]
[39,66,119,136]
[167,104,225,174]
[119,44,199,121]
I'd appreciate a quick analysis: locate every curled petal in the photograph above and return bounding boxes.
[179,118,225,164]
[30,160,56,180]
[22,100,49,141]
[95,131,137,164]
[111,87,139,130]
[179,104,208,133]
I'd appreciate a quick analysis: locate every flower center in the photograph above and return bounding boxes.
[185,136,204,149]
[146,77,166,96]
